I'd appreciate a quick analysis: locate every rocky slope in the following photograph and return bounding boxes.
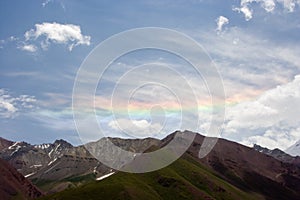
[0,158,42,200]
[185,133,300,199]
[253,143,300,166]
[0,136,159,192]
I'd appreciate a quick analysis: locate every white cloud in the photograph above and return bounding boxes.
[71,27,300,143]
[0,89,36,118]
[224,75,300,149]
[233,0,299,20]
[0,36,19,49]
[233,4,253,21]
[262,0,276,12]
[42,0,52,7]
[277,0,298,12]
[108,118,163,138]
[3,71,39,77]
[31,109,76,131]
[241,128,300,150]
[24,22,91,51]
[8,36,18,41]
[18,44,37,52]
[216,16,229,33]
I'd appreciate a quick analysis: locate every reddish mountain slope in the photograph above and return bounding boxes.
[0,158,42,200]
[0,137,13,151]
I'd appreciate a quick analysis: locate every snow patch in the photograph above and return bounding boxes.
[54,144,61,154]
[93,166,97,174]
[25,172,36,178]
[30,164,42,168]
[96,172,115,181]
[48,158,57,166]
[9,142,21,156]
[35,144,50,149]
[8,142,20,150]
[48,148,54,157]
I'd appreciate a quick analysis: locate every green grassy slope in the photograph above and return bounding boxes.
[39,154,263,200]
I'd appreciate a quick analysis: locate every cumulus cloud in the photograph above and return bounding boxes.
[224,75,300,149]
[241,128,300,150]
[216,16,229,33]
[233,0,299,20]
[233,4,253,21]
[0,89,36,118]
[262,0,276,12]
[24,22,91,51]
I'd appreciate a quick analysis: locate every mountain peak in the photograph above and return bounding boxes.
[53,139,73,147]
[0,137,14,151]
[253,143,299,164]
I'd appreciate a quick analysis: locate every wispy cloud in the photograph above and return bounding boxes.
[0,89,36,119]
[42,0,66,11]
[30,109,75,131]
[108,118,163,138]
[42,0,53,7]
[183,26,300,149]
[2,71,40,77]
[0,36,19,49]
[18,44,37,52]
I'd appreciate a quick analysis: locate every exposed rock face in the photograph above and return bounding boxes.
[253,143,300,166]
[0,137,159,182]
[0,158,42,200]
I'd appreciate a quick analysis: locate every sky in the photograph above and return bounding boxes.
[0,0,300,151]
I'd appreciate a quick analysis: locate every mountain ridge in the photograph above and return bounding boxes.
[1,131,300,199]
[38,131,300,200]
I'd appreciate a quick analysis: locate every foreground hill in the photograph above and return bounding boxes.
[39,153,265,200]
[38,131,300,200]
[0,158,42,200]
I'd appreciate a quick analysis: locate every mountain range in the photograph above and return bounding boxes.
[1,131,300,200]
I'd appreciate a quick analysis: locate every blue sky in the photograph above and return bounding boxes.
[1,0,300,151]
